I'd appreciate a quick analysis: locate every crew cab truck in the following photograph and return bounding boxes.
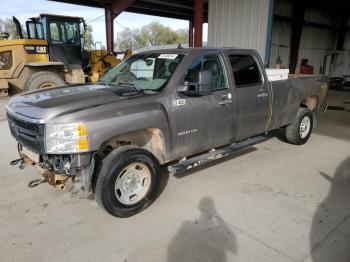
[6,48,329,217]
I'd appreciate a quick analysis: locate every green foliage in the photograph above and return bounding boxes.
[115,22,188,50]
[83,24,94,50]
[0,18,27,39]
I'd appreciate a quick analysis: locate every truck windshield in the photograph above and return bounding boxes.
[101,53,185,92]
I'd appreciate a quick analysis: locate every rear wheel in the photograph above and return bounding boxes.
[25,71,65,91]
[95,146,160,217]
[285,108,313,145]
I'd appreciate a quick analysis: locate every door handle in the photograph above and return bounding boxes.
[257,93,268,98]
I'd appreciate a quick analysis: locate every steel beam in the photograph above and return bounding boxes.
[112,0,136,18]
[49,0,208,21]
[189,20,194,47]
[336,15,348,50]
[194,0,203,47]
[105,8,114,52]
[288,1,305,74]
[105,0,135,52]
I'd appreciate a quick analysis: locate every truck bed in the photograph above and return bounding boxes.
[267,75,328,131]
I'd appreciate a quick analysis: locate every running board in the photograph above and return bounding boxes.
[167,135,268,174]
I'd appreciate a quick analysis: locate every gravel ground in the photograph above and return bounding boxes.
[0,97,9,121]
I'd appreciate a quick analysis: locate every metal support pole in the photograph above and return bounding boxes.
[264,0,274,67]
[189,20,194,47]
[105,8,114,52]
[105,0,135,52]
[288,1,305,74]
[336,15,348,51]
[194,0,203,47]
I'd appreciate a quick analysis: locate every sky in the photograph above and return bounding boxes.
[0,0,208,48]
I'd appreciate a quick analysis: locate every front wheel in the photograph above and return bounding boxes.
[95,146,160,217]
[285,108,313,145]
[25,71,65,90]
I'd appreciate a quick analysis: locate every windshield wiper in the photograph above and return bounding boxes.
[96,80,110,87]
[115,81,143,92]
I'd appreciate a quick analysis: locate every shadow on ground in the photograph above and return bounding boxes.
[167,197,237,262]
[309,157,350,262]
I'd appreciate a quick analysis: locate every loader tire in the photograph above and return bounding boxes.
[285,108,313,145]
[25,71,65,91]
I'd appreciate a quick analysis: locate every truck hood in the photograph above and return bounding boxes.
[7,84,140,121]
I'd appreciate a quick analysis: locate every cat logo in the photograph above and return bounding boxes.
[36,46,47,54]
[24,45,48,54]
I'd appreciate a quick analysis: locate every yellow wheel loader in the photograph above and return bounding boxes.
[0,14,131,96]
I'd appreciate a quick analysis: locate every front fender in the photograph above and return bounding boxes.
[86,102,171,162]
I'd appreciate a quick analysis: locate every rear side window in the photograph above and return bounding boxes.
[229,55,261,87]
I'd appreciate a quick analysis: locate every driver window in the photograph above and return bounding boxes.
[49,22,60,43]
[184,54,227,91]
[49,21,78,45]
[50,22,65,44]
[130,58,155,80]
[65,22,79,45]
[27,23,36,39]
[36,23,45,39]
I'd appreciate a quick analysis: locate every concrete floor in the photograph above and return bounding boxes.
[0,91,349,262]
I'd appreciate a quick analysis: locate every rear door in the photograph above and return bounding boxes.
[224,51,269,140]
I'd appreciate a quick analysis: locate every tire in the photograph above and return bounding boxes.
[25,71,65,91]
[285,108,313,145]
[95,146,160,217]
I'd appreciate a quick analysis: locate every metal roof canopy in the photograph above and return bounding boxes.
[49,0,208,51]
[306,0,350,11]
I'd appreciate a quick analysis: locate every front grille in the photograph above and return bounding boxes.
[0,51,13,70]
[7,113,45,153]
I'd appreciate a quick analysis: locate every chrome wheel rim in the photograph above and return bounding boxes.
[299,116,311,139]
[114,162,151,205]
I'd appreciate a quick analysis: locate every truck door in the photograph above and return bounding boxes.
[170,53,235,158]
[225,52,269,140]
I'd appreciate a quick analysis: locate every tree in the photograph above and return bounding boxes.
[83,25,94,50]
[115,21,188,50]
[0,18,27,39]
[116,27,141,50]
[175,29,189,45]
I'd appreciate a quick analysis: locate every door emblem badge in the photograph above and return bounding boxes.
[172,99,186,107]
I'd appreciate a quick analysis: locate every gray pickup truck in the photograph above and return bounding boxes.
[6,48,328,217]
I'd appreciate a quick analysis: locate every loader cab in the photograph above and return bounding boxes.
[26,14,85,69]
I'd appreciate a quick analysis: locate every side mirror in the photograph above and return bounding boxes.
[145,58,154,66]
[177,70,213,96]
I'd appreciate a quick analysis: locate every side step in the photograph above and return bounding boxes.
[167,135,268,174]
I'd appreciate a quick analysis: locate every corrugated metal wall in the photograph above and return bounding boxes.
[208,0,270,60]
[270,0,340,73]
[269,46,290,68]
[270,46,331,73]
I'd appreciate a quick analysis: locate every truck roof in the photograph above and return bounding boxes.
[139,47,258,56]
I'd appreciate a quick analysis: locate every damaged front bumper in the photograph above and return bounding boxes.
[14,143,95,191]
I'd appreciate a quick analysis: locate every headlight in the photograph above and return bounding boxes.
[45,123,89,154]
